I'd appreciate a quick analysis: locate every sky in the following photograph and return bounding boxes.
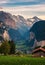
[0,0,45,19]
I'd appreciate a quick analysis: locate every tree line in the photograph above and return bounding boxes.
[0,40,15,55]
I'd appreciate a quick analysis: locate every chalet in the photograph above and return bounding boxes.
[32,47,45,57]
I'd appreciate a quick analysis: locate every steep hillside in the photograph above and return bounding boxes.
[0,11,15,28]
[30,20,45,48]
[30,20,45,41]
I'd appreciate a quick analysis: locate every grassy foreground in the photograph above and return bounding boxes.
[0,55,45,65]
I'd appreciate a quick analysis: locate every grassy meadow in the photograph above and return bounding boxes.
[0,55,45,65]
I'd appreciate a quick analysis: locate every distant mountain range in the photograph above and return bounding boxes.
[0,11,43,52]
[0,11,41,41]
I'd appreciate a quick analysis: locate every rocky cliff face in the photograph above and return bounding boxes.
[0,11,16,29]
[0,21,9,42]
[3,30,10,41]
[30,20,45,48]
[0,11,43,52]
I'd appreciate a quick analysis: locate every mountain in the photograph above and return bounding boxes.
[30,20,45,48]
[0,11,30,42]
[8,28,24,41]
[13,15,42,51]
[31,16,41,22]
[13,15,41,35]
[13,15,29,35]
[3,30,10,41]
[0,11,16,29]
[13,15,30,41]
[0,21,9,42]
[27,16,41,27]
[0,11,42,52]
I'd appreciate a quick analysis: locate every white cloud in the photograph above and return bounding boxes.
[0,0,8,4]
[8,0,45,3]
[0,4,45,19]
[0,0,35,4]
[9,0,35,3]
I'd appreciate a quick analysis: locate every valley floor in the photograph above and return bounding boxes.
[0,55,45,65]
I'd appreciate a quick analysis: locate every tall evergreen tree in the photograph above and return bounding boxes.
[1,40,10,55]
[9,40,15,54]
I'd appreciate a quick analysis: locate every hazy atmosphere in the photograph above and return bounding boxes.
[0,0,45,65]
[0,0,45,19]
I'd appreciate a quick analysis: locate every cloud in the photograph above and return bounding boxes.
[0,0,8,4]
[0,0,45,20]
[0,4,45,20]
[0,0,45,7]
[8,0,35,3]
[8,0,45,3]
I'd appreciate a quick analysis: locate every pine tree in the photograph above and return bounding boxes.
[1,40,10,55]
[9,40,15,54]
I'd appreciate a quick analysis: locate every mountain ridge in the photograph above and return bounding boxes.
[0,11,43,52]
